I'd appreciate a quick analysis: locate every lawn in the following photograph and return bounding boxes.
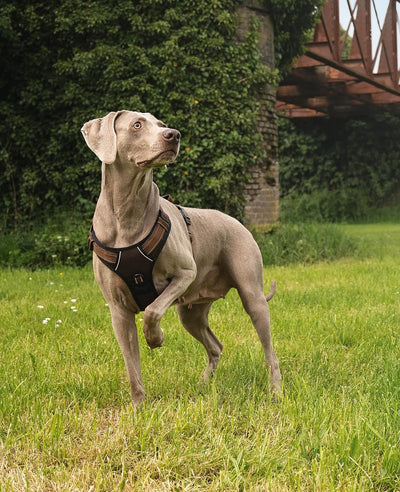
[0,223,400,490]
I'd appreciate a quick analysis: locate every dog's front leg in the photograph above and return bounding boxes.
[143,268,196,349]
[109,306,145,405]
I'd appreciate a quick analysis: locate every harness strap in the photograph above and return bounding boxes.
[91,240,118,264]
[162,195,192,243]
[176,205,192,242]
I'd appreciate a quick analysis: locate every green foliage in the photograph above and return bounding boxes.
[254,222,359,265]
[0,0,321,231]
[263,0,325,72]
[0,0,257,226]
[280,189,371,223]
[0,215,358,269]
[278,112,400,221]
[0,210,92,268]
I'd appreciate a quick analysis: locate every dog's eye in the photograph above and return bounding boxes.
[133,122,142,129]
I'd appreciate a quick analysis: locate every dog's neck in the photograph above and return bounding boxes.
[93,161,160,247]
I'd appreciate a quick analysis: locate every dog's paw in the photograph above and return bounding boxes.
[143,306,165,348]
[143,326,164,349]
[270,378,282,402]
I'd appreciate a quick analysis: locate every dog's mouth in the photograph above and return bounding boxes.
[137,149,177,168]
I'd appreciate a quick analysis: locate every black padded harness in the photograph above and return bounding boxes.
[88,209,171,311]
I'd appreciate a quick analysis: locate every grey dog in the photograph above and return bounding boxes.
[81,110,281,405]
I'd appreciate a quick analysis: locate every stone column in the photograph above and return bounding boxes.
[237,1,279,229]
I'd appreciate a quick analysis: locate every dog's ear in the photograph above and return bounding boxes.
[81,111,122,164]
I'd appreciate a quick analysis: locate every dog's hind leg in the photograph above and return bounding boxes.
[238,287,282,395]
[177,302,223,381]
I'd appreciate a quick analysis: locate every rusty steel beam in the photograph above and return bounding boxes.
[276,103,327,118]
[277,0,400,117]
[377,0,399,86]
[305,49,400,97]
[349,0,372,73]
[313,0,341,61]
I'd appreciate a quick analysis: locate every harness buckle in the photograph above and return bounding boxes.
[133,273,144,286]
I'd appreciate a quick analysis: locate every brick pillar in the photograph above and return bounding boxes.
[237,1,279,229]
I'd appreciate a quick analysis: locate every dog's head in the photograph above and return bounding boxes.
[81,110,181,168]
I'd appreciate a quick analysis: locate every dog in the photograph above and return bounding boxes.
[81,110,281,405]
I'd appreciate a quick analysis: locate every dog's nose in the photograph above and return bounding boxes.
[162,129,181,142]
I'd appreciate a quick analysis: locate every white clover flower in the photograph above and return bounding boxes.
[37,305,44,309]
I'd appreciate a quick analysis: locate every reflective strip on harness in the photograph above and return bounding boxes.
[88,209,171,311]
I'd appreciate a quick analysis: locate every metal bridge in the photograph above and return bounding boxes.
[277,0,400,117]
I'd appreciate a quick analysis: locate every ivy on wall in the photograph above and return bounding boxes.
[0,0,322,228]
[264,0,325,72]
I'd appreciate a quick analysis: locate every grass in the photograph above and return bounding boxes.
[1,222,400,490]
[342,222,400,258]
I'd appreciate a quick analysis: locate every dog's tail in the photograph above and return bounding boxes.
[265,280,276,302]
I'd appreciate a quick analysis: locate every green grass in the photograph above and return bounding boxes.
[342,222,400,258]
[1,223,400,490]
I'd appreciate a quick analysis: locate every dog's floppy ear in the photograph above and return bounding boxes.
[81,111,123,164]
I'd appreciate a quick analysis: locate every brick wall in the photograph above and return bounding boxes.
[237,1,279,229]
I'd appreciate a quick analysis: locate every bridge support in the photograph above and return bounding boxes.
[237,1,279,227]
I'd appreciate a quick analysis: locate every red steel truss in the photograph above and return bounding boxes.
[277,0,400,117]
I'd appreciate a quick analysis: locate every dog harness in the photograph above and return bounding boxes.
[88,204,192,311]
[88,209,171,311]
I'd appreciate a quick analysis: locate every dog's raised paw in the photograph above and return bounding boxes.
[143,327,164,349]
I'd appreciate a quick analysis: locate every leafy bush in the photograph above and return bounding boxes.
[278,113,400,221]
[280,189,371,223]
[255,222,359,265]
[0,211,92,268]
